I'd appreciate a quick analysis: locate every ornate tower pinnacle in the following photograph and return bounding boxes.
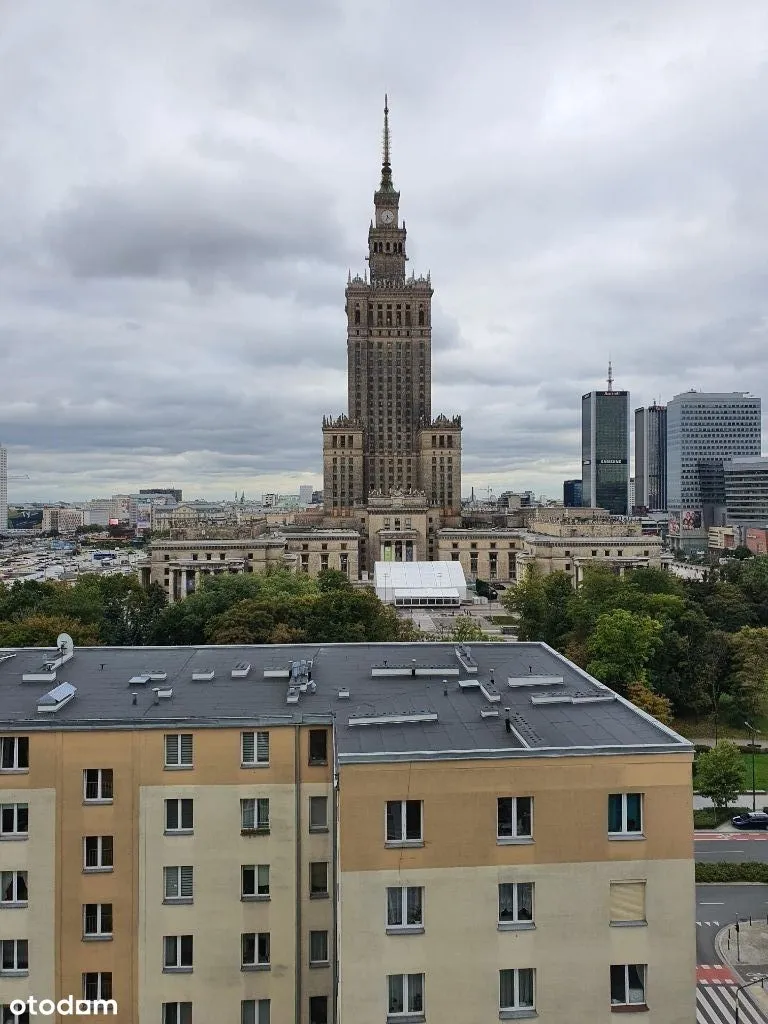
[379,94,395,193]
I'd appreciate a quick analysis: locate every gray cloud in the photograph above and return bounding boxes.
[2,0,768,504]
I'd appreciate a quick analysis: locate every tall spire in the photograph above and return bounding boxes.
[607,359,614,392]
[379,94,395,192]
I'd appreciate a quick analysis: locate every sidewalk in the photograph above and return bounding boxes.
[716,921,768,1016]
[694,793,767,810]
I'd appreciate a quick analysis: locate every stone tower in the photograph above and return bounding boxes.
[323,98,461,522]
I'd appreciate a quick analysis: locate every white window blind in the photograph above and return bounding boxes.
[610,881,646,923]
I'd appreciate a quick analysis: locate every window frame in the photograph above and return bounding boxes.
[387,973,425,1020]
[385,800,423,846]
[499,967,536,1015]
[241,1000,270,1024]
[83,902,113,939]
[0,871,27,906]
[241,931,270,970]
[163,866,194,904]
[164,734,193,770]
[163,934,194,972]
[82,972,112,1001]
[308,729,328,766]
[308,995,328,1024]
[241,864,270,901]
[0,939,28,975]
[309,861,329,899]
[497,882,534,930]
[308,929,329,966]
[0,803,28,840]
[1,1004,30,1024]
[0,737,29,773]
[610,963,647,1007]
[165,798,194,835]
[83,835,113,872]
[241,731,270,768]
[162,1003,192,1024]
[83,768,113,804]
[608,793,644,838]
[309,795,329,832]
[497,796,533,843]
[386,885,424,933]
[241,797,270,835]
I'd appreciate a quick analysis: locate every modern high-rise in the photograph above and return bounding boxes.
[666,391,761,545]
[724,457,768,525]
[634,405,667,511]
[0,638,696,1023]
[581,368,630,515]
[322,99,462,517]
[563,478,583,508]
[0,444,7,532]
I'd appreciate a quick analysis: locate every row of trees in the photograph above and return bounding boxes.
[503,558,768,726]
[0,568,420,649]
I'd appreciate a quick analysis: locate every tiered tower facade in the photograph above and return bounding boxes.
[323,99,461,520]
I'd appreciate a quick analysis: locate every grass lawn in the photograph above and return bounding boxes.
[741,752,768,792]
[489,615,517,625]
[673,714,768,740]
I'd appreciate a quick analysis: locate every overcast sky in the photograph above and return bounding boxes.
[2,0,768,504]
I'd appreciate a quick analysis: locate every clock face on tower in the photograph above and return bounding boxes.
[380,210,394,225]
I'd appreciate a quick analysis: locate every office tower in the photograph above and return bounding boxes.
[563,479,583,508]
[0,444,6,531]
[634,405,667,511]
[581,365,630,515]
[322,98,462,515]
[667,391,761,546]
[0,638,695,1022]
[299,485,314,506]
[724,457,768,525]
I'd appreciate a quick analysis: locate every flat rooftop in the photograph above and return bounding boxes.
[0,642,691,764]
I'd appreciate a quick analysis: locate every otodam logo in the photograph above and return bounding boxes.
[9,997,117,1016]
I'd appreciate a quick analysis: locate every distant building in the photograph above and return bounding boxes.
[298,484,314,505]
[0,444,6,531]
[139,487,182,502]
[42,507,85,535]
[563,479,583,508]
[667,391,761,549]
[634,404,667,511]
[724,457,768,526]
[628,477,635,511]
[746,527,768,555]
[581,366,630,515]
[373,560,466,606]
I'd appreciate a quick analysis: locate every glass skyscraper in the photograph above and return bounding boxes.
[581,389,630,515]
[634,405,667,511]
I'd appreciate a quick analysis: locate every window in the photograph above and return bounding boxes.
[608,793,643,836]
[309,796,328,831]
[0,940,28,974]
[385,800,422,844]
[309,930,329,964]
[309,730,328,765]
[83,835,113,870]
[1,872,27,905]
[241,798,270,833]
[310,861,329,898]
[498,882,534,927]
[242,864,270,899]
[497,797,533,840]
[610,881,646,925]
[242,932,270,968]
[82,972,111,1000]
[309,996,328,1024]
[500,968,535,1013]
[387,886,423,931]
[387,974,424,1018]
[162,1004,191,1024]
[241,1001,270,1024]
[0,738,28,771]
[165,799,193,833]
[0,804,28,839]
[165,734,193,768]
[83,769,113,802]
[164,866,193,902]
[163,935,193,971]
[83,903,112,938]
[242,731,269,766]
[1,1003,30,1024]
[610,964,646,1007]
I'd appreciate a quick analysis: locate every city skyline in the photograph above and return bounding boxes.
[2,2,768,503]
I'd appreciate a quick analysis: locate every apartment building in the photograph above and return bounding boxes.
[0,639,695,1023]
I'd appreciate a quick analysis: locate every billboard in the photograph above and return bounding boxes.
[681,510,702,531]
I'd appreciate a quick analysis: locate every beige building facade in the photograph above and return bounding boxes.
[0,639,695,1023]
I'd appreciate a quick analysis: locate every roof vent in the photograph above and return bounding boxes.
[479,680,500,703]
[191,669,215,682]
[454,645,478,674]
[480,708,499,718]
[264,665,291,679]
[129,673,151,685]
[348,711,438,727]
[148,670,167,682]
[508,675,564,688]
[337,687,350,699]
[231,662,251,679]
[153,686,173,699]
[0,653,16,666]
[286,685,300,705]
[37,681,77,713]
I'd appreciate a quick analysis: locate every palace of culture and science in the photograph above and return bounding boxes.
[146,102,665,597]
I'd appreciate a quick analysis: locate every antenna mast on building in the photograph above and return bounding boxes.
[607,359,614,392]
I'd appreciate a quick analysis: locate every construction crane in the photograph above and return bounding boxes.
[8,475,30,481]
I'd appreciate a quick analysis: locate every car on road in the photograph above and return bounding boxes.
[731,811,768,829]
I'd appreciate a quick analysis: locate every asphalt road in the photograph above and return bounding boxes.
[696,835,768,862]
[695,884,768,966]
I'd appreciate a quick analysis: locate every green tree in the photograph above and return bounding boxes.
[0,615,100,647]
[695,741,744,812]
[501,565,545,640]
[539,572,574,650]
[444,616,486,643]
[586,609,663,694]
[724,627,768,722]
[316,568,352,592]
[625,681,673,726]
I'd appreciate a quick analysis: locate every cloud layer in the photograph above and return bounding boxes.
[2,0,768,502]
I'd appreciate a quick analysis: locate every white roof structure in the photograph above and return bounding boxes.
[373,560,467,605]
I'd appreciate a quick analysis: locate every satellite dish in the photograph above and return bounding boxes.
[56,633,74,657]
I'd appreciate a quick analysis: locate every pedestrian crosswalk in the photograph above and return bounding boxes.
[697,983,767,1022]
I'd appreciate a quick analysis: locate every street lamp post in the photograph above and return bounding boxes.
[744,721,761,812]
[735,974,768,1023]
